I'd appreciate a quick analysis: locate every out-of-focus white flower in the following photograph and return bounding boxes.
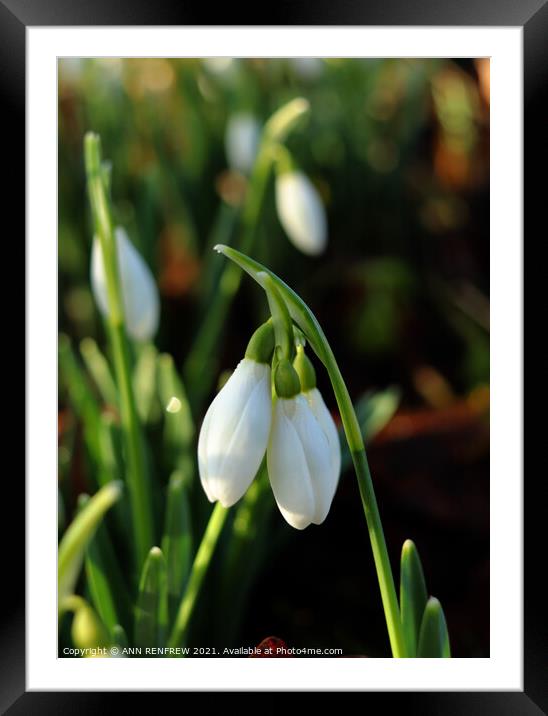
[275,171,327,256]
[91,227,160,342]
[289,58,324,81]
[202,57,236,75]
[267,393,339,529]
[225,112,261,175]
[198,358,272,508]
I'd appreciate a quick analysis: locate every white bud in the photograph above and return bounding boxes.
[91,227,160,342]
[290,58,324,81]
[267,394,339,529]
[225,112,261,175]
[304,387,341,484]
[275,171,327,256]
[198,358,272,508]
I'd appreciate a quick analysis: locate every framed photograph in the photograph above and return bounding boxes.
[5,0,540,709]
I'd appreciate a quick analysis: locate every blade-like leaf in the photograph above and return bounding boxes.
[58,481,123,603]
[400,539,428,657]
[417,596,451,658]
[157,354,194,474]
[134,547,168,651]
[112,624,128,649]
[80,337,118,407]
[161,471,193,626]
[133,343,159,423]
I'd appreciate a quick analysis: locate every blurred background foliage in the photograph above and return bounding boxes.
[59,58,489,657]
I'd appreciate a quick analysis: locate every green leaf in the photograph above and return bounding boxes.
[80,337,118,407]
[157,354,194,475]
[417,597,451,658]
[161,471,193,626]
[400,539,428,657]
[112,624,129,649]
[340,387,401,471]
[58,481,123,603]
[133,343,159,423]
[59,334,103,468]
[134,547,168,651]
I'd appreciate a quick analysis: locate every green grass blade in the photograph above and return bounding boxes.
[161,471,193,626]
[400,539,428,657]
[134,547,168,651]
[58,481,123,603]
[417,597,451,658]
[80,337,118,407]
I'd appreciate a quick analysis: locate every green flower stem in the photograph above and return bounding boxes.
[167,502,228,649]
[84,132,154,571]
[214,245,407,658]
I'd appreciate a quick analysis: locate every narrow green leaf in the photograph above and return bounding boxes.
[417,597,451,658]
[340,387,401,471]
[157,354,194,474]
[133,343,159,423]
[400,539,428,657]
[134,546,168,651]
[59,334,103,466]
[58,481,123,602]
[112,624,128,649]
[80,337,118,406]
[161,471,193,626]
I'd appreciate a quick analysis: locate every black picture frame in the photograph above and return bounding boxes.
[6,0,540,710]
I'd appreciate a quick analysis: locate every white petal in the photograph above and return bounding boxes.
[306,388,341,491]
[291,395,334,525]
[225,113,261,174]
[267,398,316,530]
[197,405,215,502]
[198,359,271,507]
[90,227,160,342]
[275,171,327,256]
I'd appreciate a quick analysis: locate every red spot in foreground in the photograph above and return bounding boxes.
[249,636,292,657]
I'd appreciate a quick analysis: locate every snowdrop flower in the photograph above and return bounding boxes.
[267,356,340,529]
[198,322,274,508]
[289,58,324,81]
[275,170,327,256]
[91,227,160,342]
[225,112,261,175]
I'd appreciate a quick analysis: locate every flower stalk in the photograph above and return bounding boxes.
[214,245,407,658]
[167,502,228,649]
[84,132,154,571]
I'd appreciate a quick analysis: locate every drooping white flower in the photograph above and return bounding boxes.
[225,112,261,175]
[275,171,327,256]
[267,394,339,530]
[198,358,272,508]
[91,227,160,342]
[304,387,341,484]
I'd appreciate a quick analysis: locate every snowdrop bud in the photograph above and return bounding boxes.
[225,112,261,174]
[275,171,327,256]
[290,58,324,81]
[198,324,274,508]
[91,227,160,342]
[267,394,337,530]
